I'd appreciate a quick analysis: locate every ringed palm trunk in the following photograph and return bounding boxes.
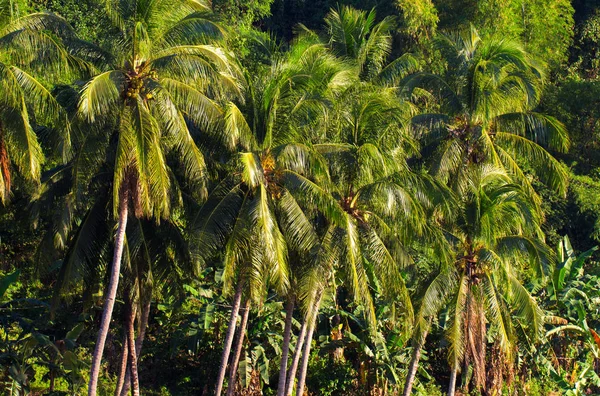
[276,297,295,396]
[402,328,429,396]
[448,365,458,396]
[285,313,308,396]
[215,280,245,396]
[226,299,251,396]
[126,300,140,396]
[120,297,151,396]
[295,290,323,396]
[88,192,129,396]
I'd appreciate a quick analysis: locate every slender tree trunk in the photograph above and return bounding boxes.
[115,335,129,396]
[402,329,428,396]
[285,314,308,396]
[277,297,295,396]
[295,292,323,396]
[226,299,251,396]
[215,280,245,396]
[0,128,12,201]
[126,299,140,396]
[88,193,129,396]
[120,297,151,396]
[448,365,458,396]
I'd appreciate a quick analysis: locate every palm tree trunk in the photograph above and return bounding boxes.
[402,329,428,396]
[114,335,129,396]
[448,365,458,396]
[295,291,323,396]
[226,299,251,396]
[215,280,245,396]
[285,313,308,396]
[88,193,129,396]
[126,299,140,396]
[120,297,151,396]
[277,297,295,396]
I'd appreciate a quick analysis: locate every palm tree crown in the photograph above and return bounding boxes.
[406,25,570,204]
[77,0,240,218]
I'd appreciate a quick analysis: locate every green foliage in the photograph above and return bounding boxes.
[2,1,600,395]
[434,0,574,69]
[395,0,438,42]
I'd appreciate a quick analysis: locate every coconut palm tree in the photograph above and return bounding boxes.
[191,33,351,396]
[285,82,454,396]
[0,0,79,203]
[441,165,552,396]
[404,25,570,206]
[322,5,418,85]
[72,1,240,394]
[35,155,199,396]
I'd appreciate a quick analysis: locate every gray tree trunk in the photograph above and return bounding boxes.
[277,297,295,396]
[285,315,308,396]
[215,281,244,396]
[448,365,458,396]
[295,292,323,396]
[401,329,428,396]
[226,299,251,396]
[88,193,129,396]
[120,298,151,396]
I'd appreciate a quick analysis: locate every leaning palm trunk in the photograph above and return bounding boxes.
[120,297,151,396]
[215,280,245,396]
[295,291,323,396]
[285,313,308,396]
[126,302,140,396]
[277,297,295,396]
[114,336,129,396]
[448,365,458,396]
[226,299,251,396]
[402,328,428,396]
[88,192,129,396]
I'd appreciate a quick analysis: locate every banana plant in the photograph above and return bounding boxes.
[548,235,598,302]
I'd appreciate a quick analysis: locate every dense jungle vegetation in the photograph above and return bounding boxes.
[2,0,600,395]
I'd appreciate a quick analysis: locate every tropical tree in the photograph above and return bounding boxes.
[404,25,570,206]
[191,33,351,396]
[438,165,552,396]
[0,0,78,203]
[287,81,454,396]
[34,155,199,396]
[322,5,418,85]
[71,0,240,394]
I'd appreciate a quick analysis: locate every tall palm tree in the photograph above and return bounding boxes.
[441,165,551,395]
[286,82,454,396]
[36,153,199,395]
[0,0,78,203]
[73,1,240,394]
[191,33,351,396]
[404,25,570,204]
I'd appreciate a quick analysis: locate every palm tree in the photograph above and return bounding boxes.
[404,25,570,205]
[322,5,418,84]
[36,155,199,396]
[441,165,551,395]
[0,0,78,203]
[191,33,351,395]
[72,1,240,394]
[286,81,454,396]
